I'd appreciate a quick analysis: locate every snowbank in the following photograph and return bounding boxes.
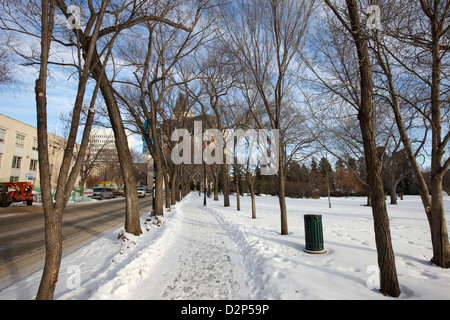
[210,195,450,299]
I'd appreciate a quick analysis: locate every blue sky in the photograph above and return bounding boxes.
[0,71,75,135]
[0,66,142,153]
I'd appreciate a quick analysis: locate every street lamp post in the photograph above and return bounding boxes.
[203,157,206,207]
[202,131,206,207]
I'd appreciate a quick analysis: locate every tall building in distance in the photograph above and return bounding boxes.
[86,128,150,188]
[89,128,135,163]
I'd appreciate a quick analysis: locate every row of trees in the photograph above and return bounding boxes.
[217,153,444,204]
[1,0,449,299]
[262,155,414,202]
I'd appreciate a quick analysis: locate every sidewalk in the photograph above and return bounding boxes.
[89,194,248,300]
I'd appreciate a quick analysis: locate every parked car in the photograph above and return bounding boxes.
[137,187,146,198]
[113,190,125,197]
[92,187,114,200]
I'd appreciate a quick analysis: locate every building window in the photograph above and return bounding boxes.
[9,176,19,182]
[29,159,38,171]
[32,138,38,151]
[15,133,25,147]
[0,129,5,142]
[12,156,22,169]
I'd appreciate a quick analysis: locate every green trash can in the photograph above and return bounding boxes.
[304,214,327,254]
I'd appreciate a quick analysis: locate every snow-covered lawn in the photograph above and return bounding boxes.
[1,193,449,300]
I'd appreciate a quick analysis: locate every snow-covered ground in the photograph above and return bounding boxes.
[1,193,449,300]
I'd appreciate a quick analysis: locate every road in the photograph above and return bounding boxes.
[0,196,153,292]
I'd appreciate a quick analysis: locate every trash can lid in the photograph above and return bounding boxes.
[304,214,322,219]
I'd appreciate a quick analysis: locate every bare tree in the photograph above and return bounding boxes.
[369,0,450,268]
[1,0,112,300]
[323,0,401,297]
[382,146,412,205]
[114,0,215,216]
[50,0,150,238]
[416,0,450,268]
[34,0,57,300]
[0,33,15,86]
[223,0,315,235]
[183,41,238,207]
[369,18,433,210]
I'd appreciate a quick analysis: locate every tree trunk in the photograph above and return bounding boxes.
[427,3,450,267]
[35,76,61,300]
[235,165,240,211]
[153,155,164,216]
[279,147,288,235]
[343,0,400,297]
[250,187,256,219]
[327,171,331,208]
[390,181,398,205]
[164,172,171,211]
[92,56,141,235]
[214,167,219,201]
[171,168,177,206]
[176,173,181,202]
[246,172,256,219]
[430,175,450,267]
[36,207,63,300]
[223,163,230,207]
[35,0,59,300]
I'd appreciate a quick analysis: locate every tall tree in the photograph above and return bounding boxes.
[28,0,110,299]
[223,0,315,235]
[323,0,401,297]
[370,12,432,212]
[54,0,145,236]
[34,0,57,300]
[184,42,238,207]
[371,0,450,267]
[417,0,450,268]
[114,0,214,215]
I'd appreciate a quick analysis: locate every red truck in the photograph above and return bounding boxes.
[0,182,34,207]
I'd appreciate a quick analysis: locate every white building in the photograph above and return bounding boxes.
[88,128,155,188]
[89,128,135,163]
[0,113,80,190]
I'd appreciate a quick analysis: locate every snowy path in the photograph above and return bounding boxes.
[160,200,238,299]
[88,195,248,300]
